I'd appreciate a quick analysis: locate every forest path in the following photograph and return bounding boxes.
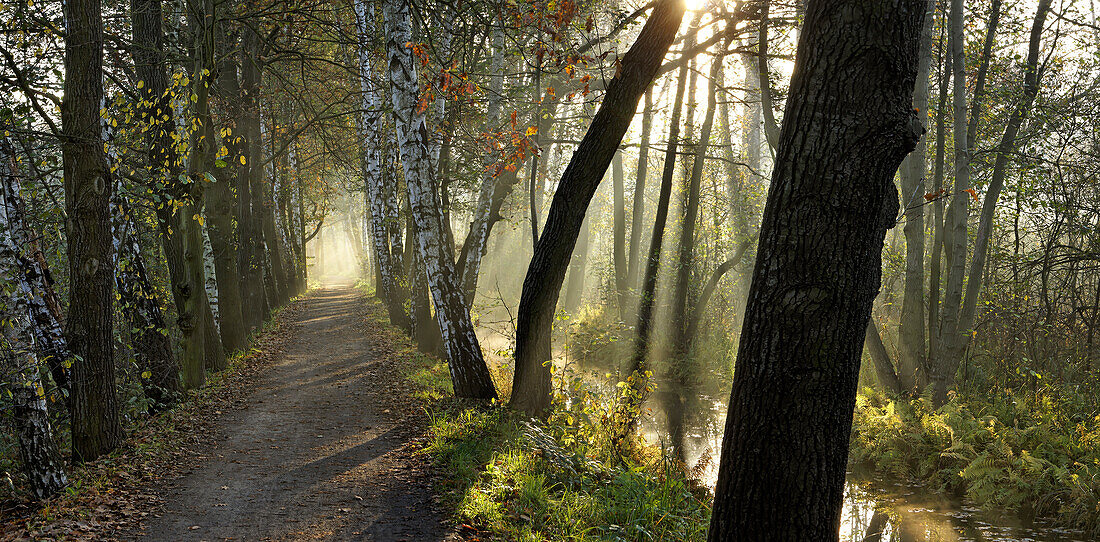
[129,284,454,541]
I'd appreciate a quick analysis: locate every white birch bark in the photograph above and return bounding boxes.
[355,0,407,327]
[0,139,68,499]
[383,0,496,399]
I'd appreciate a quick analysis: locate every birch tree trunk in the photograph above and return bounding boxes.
[511,0,686,416]
[103,106,178,408]
[355,0,411,330]
[707,0,924,536]
[62,0,124,461]
[383,0,496,399]
[0,140,68,499]
[111,187,181,411]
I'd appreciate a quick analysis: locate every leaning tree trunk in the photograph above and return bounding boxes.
[111,188,181,412]
[458,16,513,302]
[62,0,124,462]
[706,0,924,539]
[0,140,68,499]
[383,0,496,399]
[510,0,686,417]
[104,111,181,411]
[0,143,70,396]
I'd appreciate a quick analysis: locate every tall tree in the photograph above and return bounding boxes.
[895,0,935,393]
[355,0,411,330]
[706,0,924,538]
[510,0,687,416]
[616,22,693,438]
[238,26,267,331]
[206,18,249,353]
[383,0,497,399]
[62,0,124,461]
[0,140,68,499]
[930,0,1052,405]
[130,0,207,380]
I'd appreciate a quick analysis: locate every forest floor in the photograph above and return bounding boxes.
[124,283,457,541]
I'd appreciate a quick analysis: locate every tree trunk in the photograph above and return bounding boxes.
[354,0,411,330]
[865,321,902,396]
[612,150,628,310]
[1,144,70,395]
[706,0,923,538]
[181,0,223,385]
[131,0,204,389]
[207,19,248,353]
[383,0,496,399]
[930,0,1001,405]
[62,0,124,461]
[111,187,181,411]
[260,112,288,305]
[0,140,68,498]
[627,88,654,291]
[672,46,724,356]
[238,26,267,331]
[510,0,686,417]
[685,239,753,345]
[457,16,510,302]
[616,34,692,438]
[938,0,1051,404]
[563,213,591,313]
[895,0,934,393]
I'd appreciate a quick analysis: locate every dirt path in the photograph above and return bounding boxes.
[129,285,454,541]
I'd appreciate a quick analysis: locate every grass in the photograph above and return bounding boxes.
[387,310,713,541]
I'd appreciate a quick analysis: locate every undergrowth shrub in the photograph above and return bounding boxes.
[414,352,710,541]
[850,385,1100,534]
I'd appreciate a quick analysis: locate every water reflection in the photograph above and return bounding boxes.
[839,475,1087,542]
[637,394,1088,542]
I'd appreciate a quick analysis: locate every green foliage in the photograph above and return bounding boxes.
[850,385,1100,534]
[411,356,710,541]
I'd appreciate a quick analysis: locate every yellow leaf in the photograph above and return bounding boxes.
[137,80,145,89]
[240,155,247,165]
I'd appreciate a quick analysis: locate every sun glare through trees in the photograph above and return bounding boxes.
[1,0,1098,540]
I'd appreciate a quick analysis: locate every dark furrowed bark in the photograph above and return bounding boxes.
[63,0,124,461]
[707,0,924,538]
